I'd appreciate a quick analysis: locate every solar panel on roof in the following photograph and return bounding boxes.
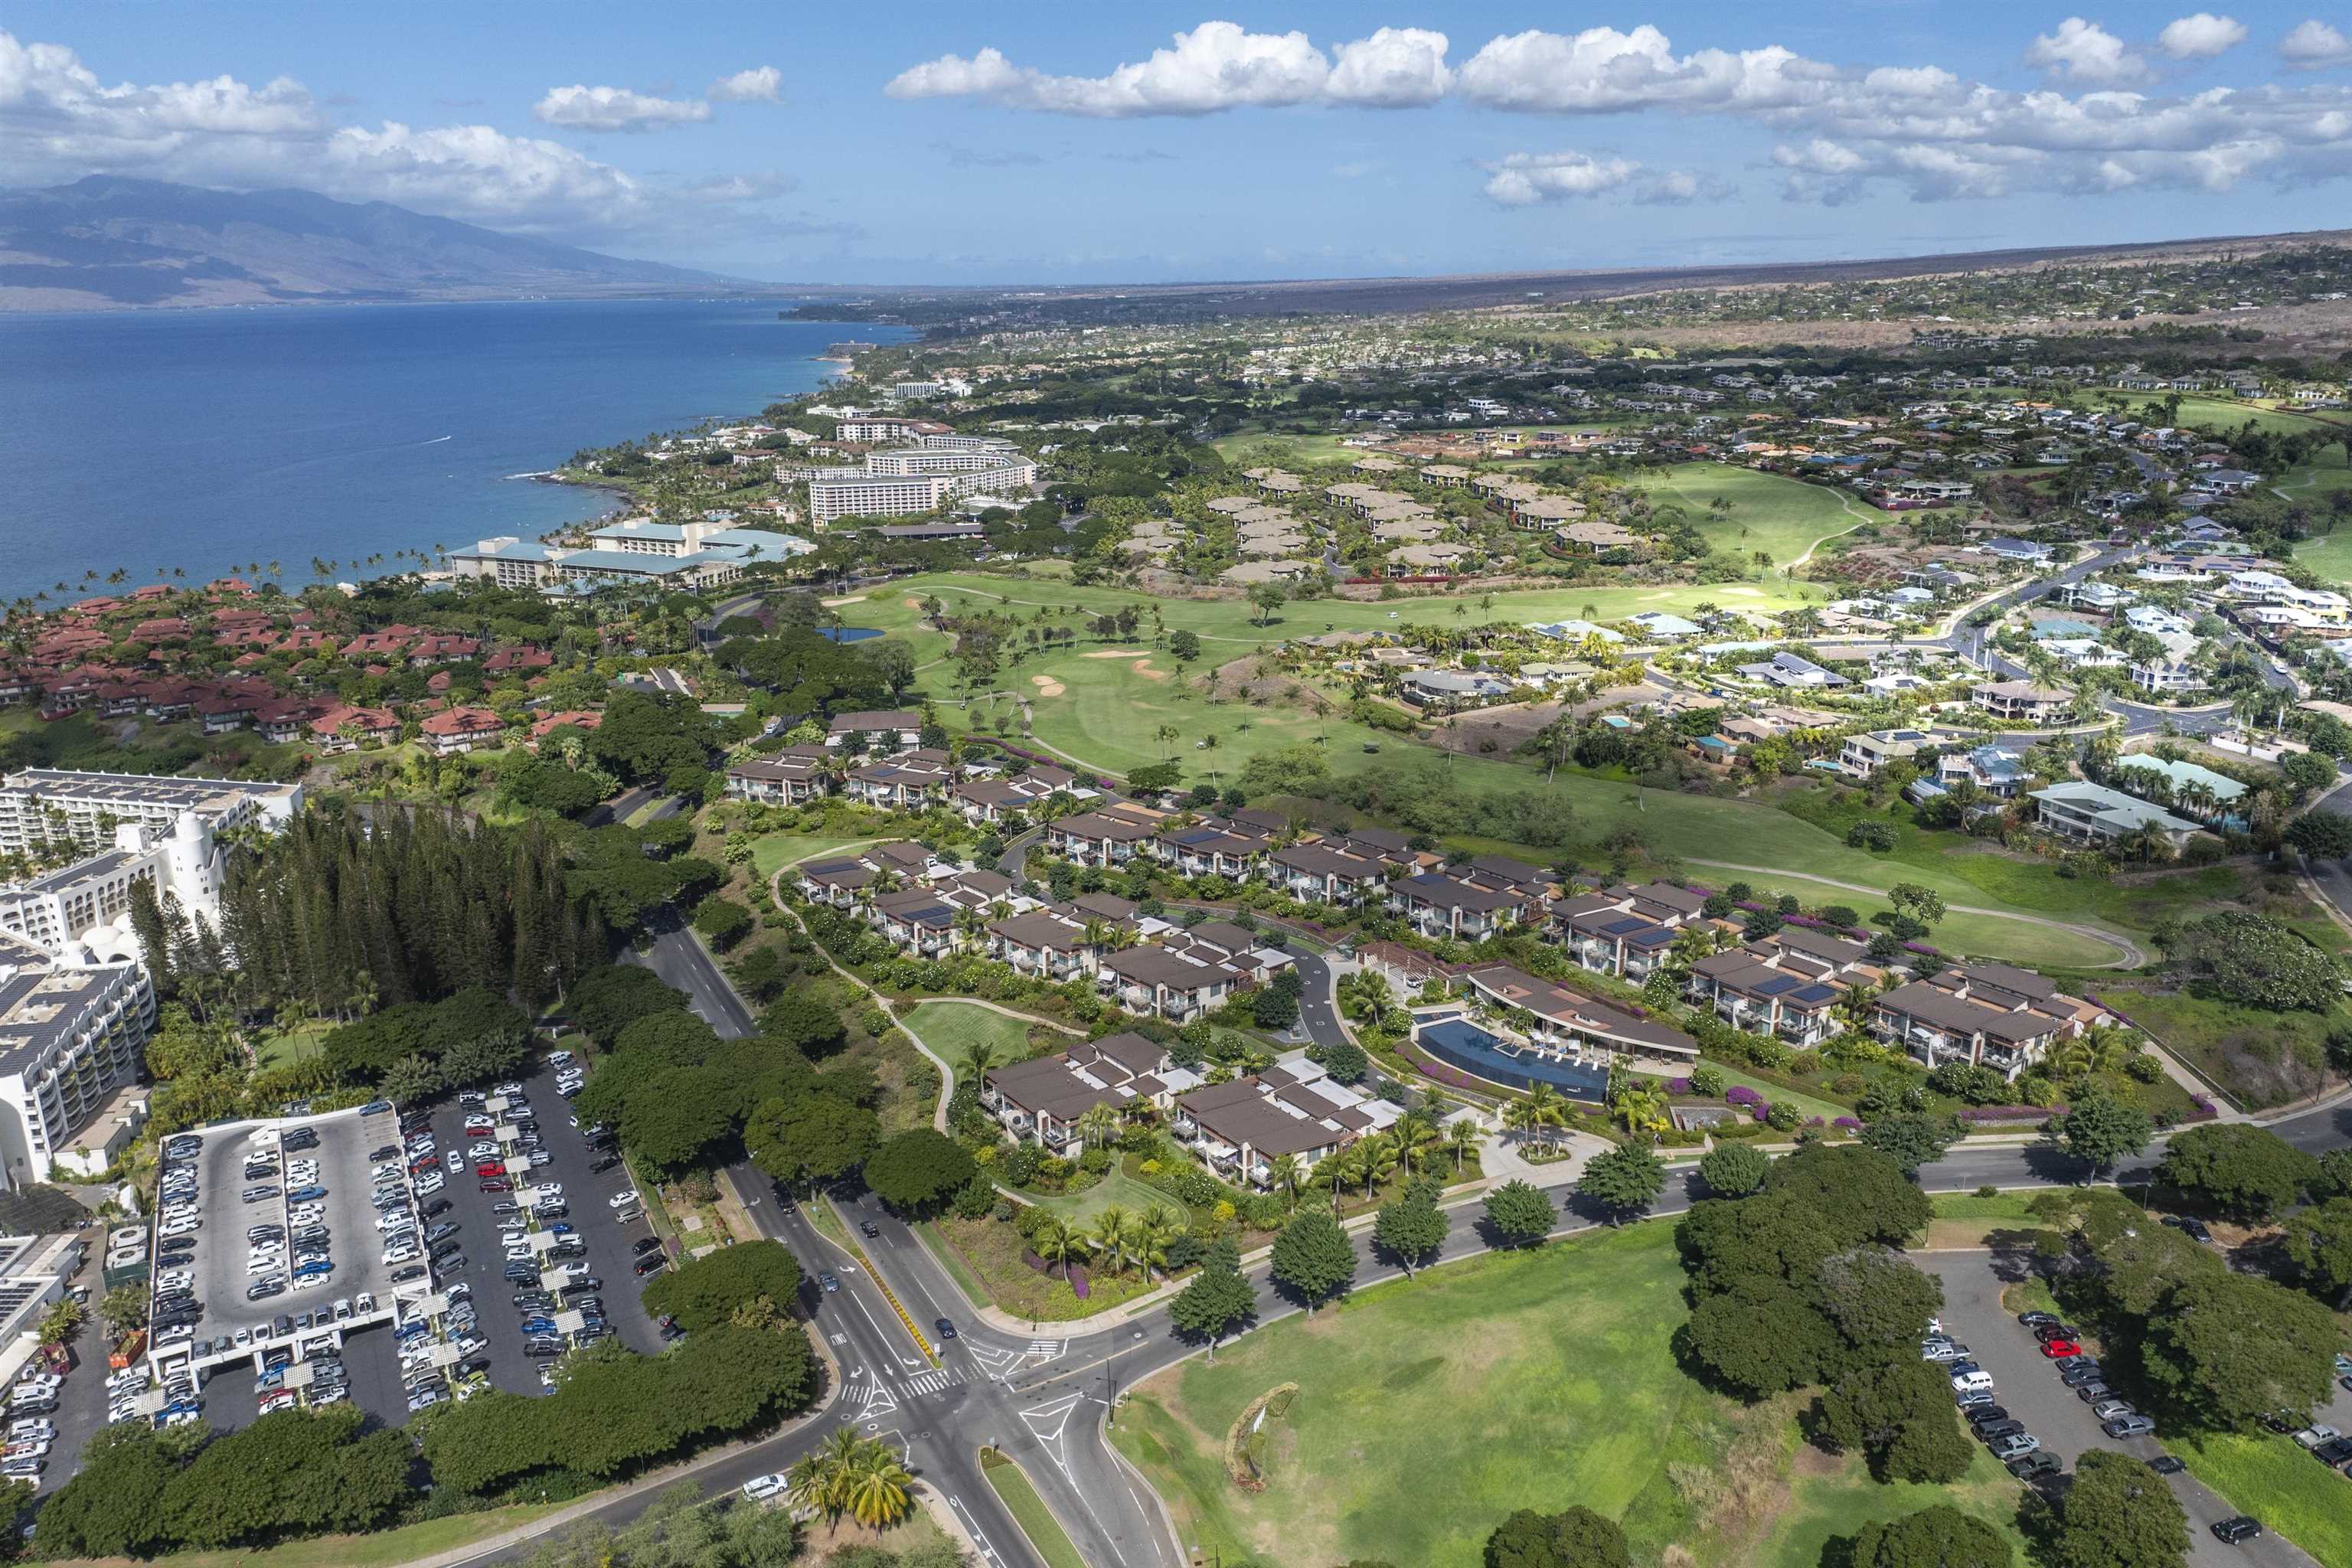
[1792,985,1839,1004]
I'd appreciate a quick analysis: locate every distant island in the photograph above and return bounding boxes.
[0,176,775,312]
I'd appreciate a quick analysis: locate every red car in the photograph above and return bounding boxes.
[474,1161,503,1178]
[2040,1339,2081,1359]
[464,1121,494,1135]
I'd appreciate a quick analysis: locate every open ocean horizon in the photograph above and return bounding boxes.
[0,299,908,605]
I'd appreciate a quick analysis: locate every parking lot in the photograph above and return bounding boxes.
[413,1054,665,1402]
[1922,1252,2322,1567]
[156,1106,416,1381]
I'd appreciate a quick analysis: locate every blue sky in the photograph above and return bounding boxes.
[4,2,2350,283]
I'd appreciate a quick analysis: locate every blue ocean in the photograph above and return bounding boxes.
[0,299,906,603]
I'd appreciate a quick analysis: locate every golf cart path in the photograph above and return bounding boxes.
[1685,858,2145,968]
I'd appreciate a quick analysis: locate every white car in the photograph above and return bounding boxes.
[741,1473,786,1501]
[608,1190,639,1210]
[467,1142,499,1159]
[382,1247,419,1266]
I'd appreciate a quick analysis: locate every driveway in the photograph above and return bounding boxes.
[1918,1251,2318,1567]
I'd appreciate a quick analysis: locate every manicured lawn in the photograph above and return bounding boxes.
[904,999,1049,1075]
[1705,1066,1850,1125]
[253,1020,332,1070]
[1210,432,1362,469]
[1024,1168,1173,1223]
[982,1449,1090,1568]
[1743,1444,2027,1568]
[1630,462,1864,567]
[1113,1223,1697,1567]
[1116,1221,2043,1568]
[2285,466,2352,583]
[748,832,871,879]
[2166,395,2352,439]
[2167,1426,2352,1568]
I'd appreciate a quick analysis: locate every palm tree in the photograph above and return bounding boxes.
[1307,1148,1356,1210]
[1093,1204,1134,1276]
[1032,1214,1092,1280]
[842,1442,916,1528]
[1073,1102,1119,1152]
[1354,1132,1400,1197]
[1390,1109,1439,1176]
[1446,1116,1484,1174]
[1504,1083,1570,1151]
[962,1037,1004,1083]
[1265,1152,1303,1204]
[1133,1204,1183,1281]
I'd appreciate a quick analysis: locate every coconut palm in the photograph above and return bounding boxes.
[962,1037,1004,1083]
[1265,1152,1303,1203]
[1032,1214,1092,1279]
[1093,1204,1134,1276]
[1307,1148,1357,1210]
[1354,1132,1400,1196]
[842,1442,916,1528]
[1390,1109,1439,1175]
[1072,1102,1120,1152]
[1446,1116,1484,1174]
[1133,1204,1184,1281]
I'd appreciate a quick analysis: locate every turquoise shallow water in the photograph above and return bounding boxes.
[0,299,906,601]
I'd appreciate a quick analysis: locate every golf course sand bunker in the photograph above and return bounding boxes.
[1031,675,1067,697]
[1080,648,1152,658]
[1132,660,1168,680]
[820,594,867,607]
[903,596,926,610]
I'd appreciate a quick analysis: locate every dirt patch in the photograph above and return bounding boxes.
[1132,659,1168,681]
[820,594,867,607]
[903,596,926,611]
[1080,648,1152,658]
[1030,675,1067,697]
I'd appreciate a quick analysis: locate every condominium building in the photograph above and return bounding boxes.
[449,516,812,592]
[0,945,155,1187]
[807,459,1039,525]
[0,771,303,964]
[1870,963,2095,1080]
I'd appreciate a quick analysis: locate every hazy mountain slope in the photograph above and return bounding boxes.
[0,177,756,309]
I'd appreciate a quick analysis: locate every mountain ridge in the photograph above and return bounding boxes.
[0,177,770,311]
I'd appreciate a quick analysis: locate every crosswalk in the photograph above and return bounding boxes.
[903,1367,952,1397]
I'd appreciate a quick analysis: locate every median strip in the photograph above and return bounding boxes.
[828,1198,939,1366]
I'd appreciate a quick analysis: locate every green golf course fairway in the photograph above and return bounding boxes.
[1632,462,1867,567]
[1112,1223,2027,1568]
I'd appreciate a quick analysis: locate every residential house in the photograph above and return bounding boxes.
[1399,670,1512,710]
[825,710,923,753]
[1686,927,1874,1048]
[1840,727,1933,778]
[1096,944,1241,1022]
[418,707,505,756]
[1171,1060,1396,1189]
[982,1033,1200,1155]
[1388,873,1527,940]
[1870,964,2094,1079]
[1262,840,1390,906]
[1045,802,1164,867]
[844,748,956,810]
[726,746,834,805]
[1971,681,2072,724]
[2029,782,2201,850]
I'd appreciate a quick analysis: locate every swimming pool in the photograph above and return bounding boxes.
[818,626,883,642]
[1416,1018,1609,1102]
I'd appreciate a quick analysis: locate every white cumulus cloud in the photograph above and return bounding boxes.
[1481,149,1729,207]
[707,66,782,103]
[2024,18,2148,83]
[2159,13,2247,59]
[1325,27,1452,106]
[1457,24,1835,113]
[532,84,712,132]
[886,22,1331,116]
[2281,18,2352,67]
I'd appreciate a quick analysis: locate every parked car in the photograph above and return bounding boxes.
[1991,1434,2041,1461]
[2211,1517,2262,1545]
[2103,1414,2157,1439]
[741,1473,786,1501]
[2148,1455,2187,1475]
[1975,1419,2024,1442]
[2039,1339,2081,1359]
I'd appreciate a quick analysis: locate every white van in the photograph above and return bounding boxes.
[1950,1369,1994,1395]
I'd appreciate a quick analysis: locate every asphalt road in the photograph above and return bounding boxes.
[1287,949,1349,1051]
